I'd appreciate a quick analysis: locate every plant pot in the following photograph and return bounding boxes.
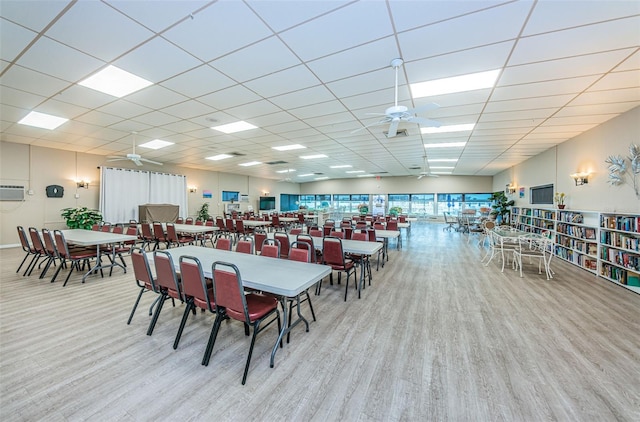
[558,204,566,209]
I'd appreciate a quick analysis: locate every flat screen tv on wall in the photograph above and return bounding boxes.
[530,184,554,204]
[259,196,276,210]
[222,190,239,202]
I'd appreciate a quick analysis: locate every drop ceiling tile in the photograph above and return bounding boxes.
[107,0,210,32]
[588,69,640,91]
[0,18,38,62]
[0,86,46,109]
[161,100,214,120]
[197,84,262,110]
[74,111,122,128]
[125,85,189,110]
[246,0,350,33]
[491,75,599,101]
[569,87,640,106]
[225,100,283,120]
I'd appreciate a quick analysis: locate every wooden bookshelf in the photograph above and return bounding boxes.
[599,213,640,294]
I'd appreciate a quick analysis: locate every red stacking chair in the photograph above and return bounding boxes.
[148,250,181,335]
[127,247,159,325]
[52,230,98,286]
[16,226,38,275]
[321,237,356,301]
[235,235,254,254]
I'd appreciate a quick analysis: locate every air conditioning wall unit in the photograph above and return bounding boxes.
[0,185,25,201]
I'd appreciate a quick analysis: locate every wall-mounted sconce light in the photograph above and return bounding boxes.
[76,180,89,189]
[505,183,517,195]
[571,172,590,186]
[188,186,197,193]
[263,191,270,196]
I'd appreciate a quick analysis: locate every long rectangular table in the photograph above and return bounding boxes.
[62,229,138,282]
[156,245,331,368]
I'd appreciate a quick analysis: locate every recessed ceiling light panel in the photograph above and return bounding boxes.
[300,154,327,159]
[411,69,500,98]
[139,139,174,150]
[314,176,329,180]
[298,173,314,177]
[211,121,257,134]
[18,111,68,130]
[346,170,365,174]
[206,154,233,161]
[330,165,352,169]
[272,144,306,151]
[428,159,458,162]
[276,169,296,173]
[78,65,153,97]
[424,142,466,148]
[421,124,474,134]
[238,161,261,167]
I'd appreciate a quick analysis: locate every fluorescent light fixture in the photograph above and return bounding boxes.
[429,166,455,169]
[78,65,153,97]
[424,142,466,148]
[300,154,327,159]
[139,139,173,150]
[431,171,452,174]
[314,176,329,180]
[421,124,474,134]
[272,144,306,151]
[346,170,365,174]
[330,165,352,169]
[298,173,314,177]
[411,69,500,98]
[357,174,375,178]
[18,111,68,130]
[276,169,296,173]
[428,159,458,163]
[206,154,233,161]
[211,121,257,134]
[239,161,261,167]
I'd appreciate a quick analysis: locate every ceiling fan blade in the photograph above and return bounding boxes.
[107,157,127,162]
[351,117,391,134]
[139,158,163,166]
[407,102,440,115]
[417,175,424,180]
[409,117,441,127]
[386,119,400,138]
[133,160,144,166]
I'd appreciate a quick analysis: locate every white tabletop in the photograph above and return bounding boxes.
[61,229,138,246]
[153,245,331,297]
[278,217,299,222]
[240,220,273,227]
[374,229,400,239]
[172,223,218,234]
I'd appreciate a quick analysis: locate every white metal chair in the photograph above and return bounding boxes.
[513,234,554,279]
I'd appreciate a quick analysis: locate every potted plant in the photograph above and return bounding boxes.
[197,202,210,222]
[389,206,402,216]
[488,191,515,224]
[357,203,369,215]
[555,192,566,209]
[61,207,103,230]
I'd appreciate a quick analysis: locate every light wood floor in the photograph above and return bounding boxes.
[1,223,639,421]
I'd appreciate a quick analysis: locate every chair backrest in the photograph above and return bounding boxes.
[131,247,156,291]
[140,223,153,239]
[101,223,111,232]
[261,238,280,258]
[225,219,235,232]
[351,231,367,242]
[28,227,45,254]
[289,228,302,235]
[373,222,385,230]
[153,250,180,295]
[235,236,254,254]
[215,234,232,251]
[366,228,377,242]
[355,221,367,229]
[179,255,214,312]
[322,236,345,266]
[272,215,280,226]
[112,225,124,235]
[309,228,323,237]
[92,224,100,231]
[236,219,245,233]
[399,215,407,223]
[41,228,58,257]
[216,217,226,231]
[483,220,496,231]
[52,229,71,259]
[165,223,178,243]
[211,261,248,322]
[17,226,32,252]
[195,220,204,226]
[153,222,167,241]
[254,230,267,254]
[296,234,317,263]
[329,230,344,239]
[176,217,184,224]
[386,220,398,231]
[274,232,290,257]
[298,214,305,224]
[185,217,194,224]
[289,241,311,263]
[343,226,353,240]
[205,219,214,227]
[123,225,138,245]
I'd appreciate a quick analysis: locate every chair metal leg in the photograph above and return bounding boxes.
[147,294,167,335]
[173,301,194,349]
[202,313,224,366]
[127,287,146,324]
[16,253,31,273]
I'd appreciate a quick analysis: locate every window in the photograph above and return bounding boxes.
[530,184,554,204]
[463,193,492,211]
[389,194,435,216]
[299,194,332,210]
[333,194,370,214]
[437,193,463,215]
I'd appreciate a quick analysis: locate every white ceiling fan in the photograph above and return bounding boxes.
[107,132,163,166]
[276,169,296,183]
[416,156,439,179]
[353,58,441,138]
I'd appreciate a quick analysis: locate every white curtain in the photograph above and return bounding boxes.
[99,167,188,223]
[149,172,187,217]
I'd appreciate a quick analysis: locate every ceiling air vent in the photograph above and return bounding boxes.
[408,166,421,170]
[228,152,245,156]
[370,171,388,174]
[266,160,288,165]
[383,129,408,137]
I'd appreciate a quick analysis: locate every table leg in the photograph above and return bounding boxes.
[270,295,309,368]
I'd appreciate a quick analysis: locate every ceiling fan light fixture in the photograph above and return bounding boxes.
[411,69,500,98]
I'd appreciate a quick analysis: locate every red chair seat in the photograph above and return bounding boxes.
[225,293,279,321]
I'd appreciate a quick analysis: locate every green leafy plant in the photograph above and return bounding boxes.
[357,203,368,214]
[61,207,103,230]
[389,206,402,216]
[197,202,210,222]
[554,192,566,206]
[488,191,515,223]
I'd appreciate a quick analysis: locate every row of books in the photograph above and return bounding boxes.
[555,236,598,255]
[556,223,597,240]
[600,263,640,286]
[558,211,584,223]
[600,231,640,251]
[532,209,556,220]
[600,246,640,271]
[600,215,640,233]
[554,245,597,270]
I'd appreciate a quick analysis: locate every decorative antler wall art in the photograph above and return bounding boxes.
[605,143,640,197]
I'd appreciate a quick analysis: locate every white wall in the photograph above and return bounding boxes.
[493,106,640,213]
